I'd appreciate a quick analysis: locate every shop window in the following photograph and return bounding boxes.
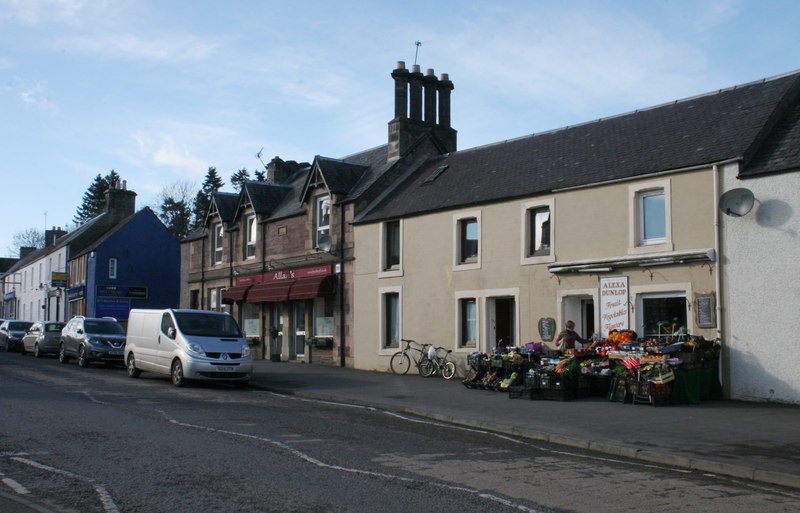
[190,290,200,310]
[380,288,401,349]
[207,287,225,311]
[242,302,261,340]
[454,211,481,269]
[245,215,257,259]
[638,292,687,339]
[313,297,334,338]
[629,180,672,253]
[459,298,477,348]
[213,223,224,264]
[379,220,402,276]
[315,196,331,249]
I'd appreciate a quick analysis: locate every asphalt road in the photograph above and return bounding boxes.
[1,350,799,513]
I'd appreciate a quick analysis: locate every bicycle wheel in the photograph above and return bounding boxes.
[419,357,435,377]
[442,361,456,380]
[390,351,411,375]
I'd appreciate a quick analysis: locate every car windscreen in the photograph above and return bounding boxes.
[174,312,242,338]
[9,322,33,331]
[45,323,65,332]
[84,320,125,335]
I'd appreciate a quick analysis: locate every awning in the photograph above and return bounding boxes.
[221,284,252,304]
[246,280,294,303]
[289,275,337,300]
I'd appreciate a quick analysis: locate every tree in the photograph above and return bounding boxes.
[230,168,251,191]
[254,169,267,182]
[157,181,196,240]
[7,228,44,256]
[73,170,123,225]
[192,167,224,231]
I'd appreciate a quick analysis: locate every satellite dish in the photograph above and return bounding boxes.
[719,188,755,217]
[316,233,331,252]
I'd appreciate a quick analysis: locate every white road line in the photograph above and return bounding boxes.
[10,457,120,513]
[2,476,30,495]
[159,410,549,513]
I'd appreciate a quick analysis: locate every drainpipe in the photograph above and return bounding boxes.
[712,164,726,395]
[339,201,346,367]
[200,232,206,309]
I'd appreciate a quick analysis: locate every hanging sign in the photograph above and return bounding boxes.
[600,276,629,337]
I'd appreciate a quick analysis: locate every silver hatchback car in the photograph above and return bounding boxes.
[22,321,67,357]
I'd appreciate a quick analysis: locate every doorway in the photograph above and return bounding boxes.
[292,302,306,359]
[486,297,516,350]
[562,295,595,341]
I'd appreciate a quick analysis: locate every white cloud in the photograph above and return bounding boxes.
[58,31,218,62]
[0,0,94,24]
[17,80,58,112]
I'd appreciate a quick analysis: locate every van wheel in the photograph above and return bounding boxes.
[78,346,90,368]
[34,343,41,358]
[58,343,69,364]
[171,360,186,387]
[127,354,141,378]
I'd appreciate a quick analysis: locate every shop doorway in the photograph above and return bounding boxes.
[292,302,306,359]
[486,297,515,350]
[562,295,595,341]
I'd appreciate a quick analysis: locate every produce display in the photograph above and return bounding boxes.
[463,330,721,405]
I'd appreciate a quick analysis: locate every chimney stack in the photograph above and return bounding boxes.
[45,226,67,246]
[106,180,137,218]
[388,61,457,161]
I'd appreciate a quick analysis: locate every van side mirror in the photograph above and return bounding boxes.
[167,327,177,340]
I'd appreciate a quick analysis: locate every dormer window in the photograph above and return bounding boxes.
[213,223,223,264]
[245,215,256,259]
[315,196,331,249]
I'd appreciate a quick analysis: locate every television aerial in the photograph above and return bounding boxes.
[414,40,431,66]
[719,188,755,217]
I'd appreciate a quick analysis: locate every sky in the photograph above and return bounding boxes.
[2,0,800,258]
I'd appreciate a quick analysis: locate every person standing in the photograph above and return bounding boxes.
[555,320,590,351]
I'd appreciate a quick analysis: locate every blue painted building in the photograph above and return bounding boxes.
[65,184,180,323]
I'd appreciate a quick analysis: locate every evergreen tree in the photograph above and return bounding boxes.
[230,168,251,191]
[192,167,224,230]
[73,170,123,225]
[254,169,267,182]
[157,181,195,240]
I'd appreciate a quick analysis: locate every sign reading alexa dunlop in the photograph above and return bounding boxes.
[600,276,629,337]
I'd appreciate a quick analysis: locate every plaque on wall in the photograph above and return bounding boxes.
[695,294,716,328]
[538,317,556,342]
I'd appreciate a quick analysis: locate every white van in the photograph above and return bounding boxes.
[125,309,253,387]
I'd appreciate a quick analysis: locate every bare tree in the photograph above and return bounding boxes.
[8,228,45,257]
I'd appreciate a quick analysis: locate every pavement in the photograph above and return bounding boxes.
[4,360,799,513]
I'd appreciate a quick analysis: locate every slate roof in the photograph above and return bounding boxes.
[355,71,800,224]
[740,95,800,177]
[208,192,239,224]
[241,181,293,217]
[312,156,369,195]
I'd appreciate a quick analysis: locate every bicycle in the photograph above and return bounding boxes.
[390,339,432,376]
[419,346,457,380]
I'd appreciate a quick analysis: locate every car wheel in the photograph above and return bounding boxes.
[58,343,69,363]
[126,353,141,378]
[171,360,186,387]
[78,345,90,368]
[34,343,41,358]
[5,340,11,352]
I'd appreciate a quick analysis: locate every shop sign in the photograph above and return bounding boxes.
[96,297,131,321]
[96,285,148,299]
[67,286,85,301]
[600,276,629,337]
[538,317,556,341]
[51,272,68,288]
[238,264,333,286]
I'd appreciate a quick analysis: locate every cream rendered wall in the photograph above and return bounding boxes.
[721,164,800,404]
[353,168,718,373]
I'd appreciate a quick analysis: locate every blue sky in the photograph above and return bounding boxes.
[1,0,799,257]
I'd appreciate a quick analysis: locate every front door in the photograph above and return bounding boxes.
[293,302,306,359]
[487,297,516,350]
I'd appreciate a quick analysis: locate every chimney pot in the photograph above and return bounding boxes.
[396,60,406,69]
[441,73,449,81]
[426,68,435,76]
[412,64,421,73]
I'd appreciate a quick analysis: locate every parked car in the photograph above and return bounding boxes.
[125,308,252,387]
[22,321,67,357]
[0,320,34,352]
[59,316,126,367]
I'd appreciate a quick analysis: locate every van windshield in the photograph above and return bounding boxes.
[174,312,242,338]
[85,320,125,335]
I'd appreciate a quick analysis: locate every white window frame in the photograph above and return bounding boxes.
[245,215,257,259]
[454,287,519,354]
[628,179,673,254]
[213,223,224,265]
[378,286,402,355]
[315,196,331,249]
[378,220,403,278]
[109,258,118,279]
[631,282,692,337]
[521,198,555,265]
[453,210,481,271]
[457,296,478,349]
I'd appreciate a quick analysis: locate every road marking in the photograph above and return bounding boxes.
[1,476,30,495]
[159,410,550,513]
[10,457,120,513]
